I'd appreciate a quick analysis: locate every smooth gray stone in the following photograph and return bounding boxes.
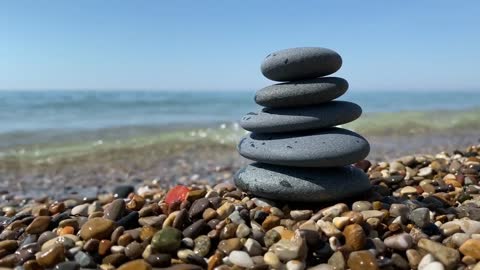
[238,127,370,167]
[255,77,348,108]
[240,101,361,133]
[261,47,342,81]
[234,163,371,202]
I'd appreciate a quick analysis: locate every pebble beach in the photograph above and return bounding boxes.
[3,2,480,270]
[1,143,480,270]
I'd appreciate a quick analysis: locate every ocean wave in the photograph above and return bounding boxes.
[1,107,479,154]
[345,108,480,135]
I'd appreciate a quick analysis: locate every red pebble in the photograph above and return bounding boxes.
[165,185,190,205]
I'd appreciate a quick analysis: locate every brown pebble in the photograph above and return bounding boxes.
[218,238,242,255]
[220,223,238,240]
[140,226,157,241]
[49,202,65,215]
[187,189,207,202]
[203,208,218,221]
[59,218,79,230]
[118,233,134,246]
[84,239,100,252]
[127,195,145,211]
[161,264,203,270]
[462,255,476,265]
[459,239,480,260]
[343,224,366,251]
[207,229,219,239]
[342,211,364,224]
[32,206,49,217]
[262,215,280,231]
[347,250,379,270]
[388,223,402,232]
[207,252,223,270]
[0,240,18,252]
[7,220,25,231]
[117,259,151,270]
[406,249,421,269]
[180,200,191,210]
[372,201,382,210]
[104,199,126,221]
[89,211,104,219]
[111,226,125,244]
[0,254,17,268]
[98,239,112,256]
[80,217,116,240]
[102,253,128,266]
[35,244,65,267]
[26,216,51,234]
[23,260,43,270]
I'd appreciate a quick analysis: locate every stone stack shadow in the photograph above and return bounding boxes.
[234,47,372,202]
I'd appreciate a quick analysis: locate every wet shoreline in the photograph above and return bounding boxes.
[1,129,479,195]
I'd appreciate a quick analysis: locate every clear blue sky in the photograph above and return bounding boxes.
[1,1,479,91]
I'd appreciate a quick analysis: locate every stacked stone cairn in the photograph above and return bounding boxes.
[235,47,371,202]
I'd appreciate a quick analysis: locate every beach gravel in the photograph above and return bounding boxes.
[0,143,480,269]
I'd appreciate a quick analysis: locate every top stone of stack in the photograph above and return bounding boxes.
[256,47,347,109]
[260,47,342,82]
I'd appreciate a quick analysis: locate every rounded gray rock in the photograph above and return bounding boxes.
[255,77,348,108]
[234,163,371,202]
[261,47,342,81]
[238,127,370,167]
[240,101,361,133]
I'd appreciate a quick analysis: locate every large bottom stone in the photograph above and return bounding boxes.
[234,163,371,202]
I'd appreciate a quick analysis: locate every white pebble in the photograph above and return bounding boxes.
[229,250,254,268]
[307,263,334,270]
[422,262,445,270]
[418,254,436,270]
[384,233,413,250]
[286,260,305,270]
[418,167,433,177]
[329,236,340,251]
[110,245,125,253]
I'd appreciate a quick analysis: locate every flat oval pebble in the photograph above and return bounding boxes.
[241,101,361,133]
[238,127,370,167]
[261,47,342,81]
[80,217,115,240]
[117,259,152,270]
[255,77,348,108]
[79,217,115,241]
[234,163,371,202]
[151,227,182,253]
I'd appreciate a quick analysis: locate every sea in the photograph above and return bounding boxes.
[1,90,479,150]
